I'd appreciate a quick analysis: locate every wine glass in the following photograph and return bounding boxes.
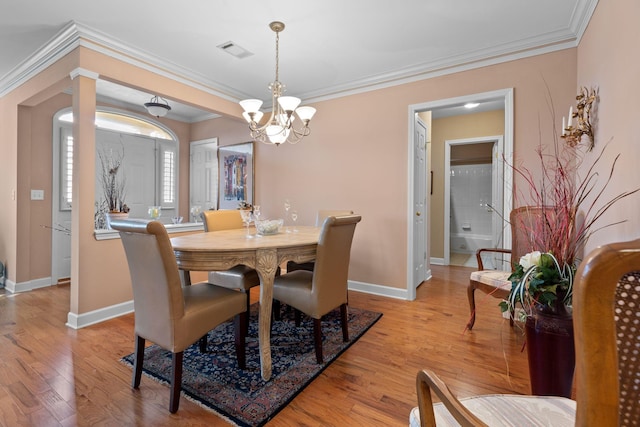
[239,209,253,238]
[290,209,298,232]
[284,199,291,232]
[190,206,202,223]
[253,205,261,221]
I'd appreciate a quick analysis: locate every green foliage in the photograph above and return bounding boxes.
[502,251,574,316]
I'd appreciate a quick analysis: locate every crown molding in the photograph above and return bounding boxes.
[1,0,598,104]
[0,20,246,101]
[302,29,579,104]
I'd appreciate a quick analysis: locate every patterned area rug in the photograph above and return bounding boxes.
[121,304,382,426]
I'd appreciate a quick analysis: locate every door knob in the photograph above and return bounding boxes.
[416,212,421,216]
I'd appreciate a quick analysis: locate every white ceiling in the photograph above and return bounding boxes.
[1,0,597,121]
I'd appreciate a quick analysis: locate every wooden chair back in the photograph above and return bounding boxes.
[573,238,640,426]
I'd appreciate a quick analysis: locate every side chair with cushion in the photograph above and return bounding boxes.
[467,206,547,330]
[286,209,354,273]
[410,237,640,426]
[201,209,261,315]
[274,214,361,363]
[111,219,247,413]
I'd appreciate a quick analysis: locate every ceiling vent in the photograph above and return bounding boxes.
[217,41,253,59]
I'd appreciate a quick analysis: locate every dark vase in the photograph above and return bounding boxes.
[525,302,575,398]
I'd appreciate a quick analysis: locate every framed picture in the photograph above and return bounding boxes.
[218,142,254,210]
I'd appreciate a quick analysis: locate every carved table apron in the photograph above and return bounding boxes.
[170,225,320,381]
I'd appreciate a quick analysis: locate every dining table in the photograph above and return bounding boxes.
[170,225,321,381]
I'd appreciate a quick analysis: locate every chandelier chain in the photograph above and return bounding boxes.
[274,30,280,84]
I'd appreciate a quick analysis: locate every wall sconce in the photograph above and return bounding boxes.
[561,86,597,151]
[144,95,172,118]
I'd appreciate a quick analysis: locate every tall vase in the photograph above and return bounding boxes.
[525,304,575,398]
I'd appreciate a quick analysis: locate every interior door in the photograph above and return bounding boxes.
[95,130,156,219]
[413,117,428,289]
[51,125,73,283]
[190,138,218,219]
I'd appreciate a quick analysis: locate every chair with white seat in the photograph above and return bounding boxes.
[410,237,640,426]
[274,214,361,363]
[111,219,247,413]
[467,206,549,330]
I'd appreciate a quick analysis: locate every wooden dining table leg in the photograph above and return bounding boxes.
[255,248,279,381]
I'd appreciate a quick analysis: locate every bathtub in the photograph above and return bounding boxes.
[450,233,492,254]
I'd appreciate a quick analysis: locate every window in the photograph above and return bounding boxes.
[57,109,178,219]
[159,140,177,208]
[58,127,74,210]
[163,151,175,203]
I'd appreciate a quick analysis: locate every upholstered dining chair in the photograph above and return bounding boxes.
[273,214,361,363]
[467,206,548,330]
[110,219,247,413]
[286,209,354,273]
[411,237,640,426]
[201,210,261,315]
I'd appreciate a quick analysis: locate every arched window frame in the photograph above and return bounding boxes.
[53,106,179,216]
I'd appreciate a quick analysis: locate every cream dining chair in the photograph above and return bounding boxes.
[286,209,354,273]
[273,214,361,363]
[201,210,261,316]
[111,219,247,413]
[411,237,640,426]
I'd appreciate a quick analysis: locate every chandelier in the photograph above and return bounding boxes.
[239,21,316,145]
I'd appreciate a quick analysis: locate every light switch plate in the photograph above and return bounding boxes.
[31,189,45,200]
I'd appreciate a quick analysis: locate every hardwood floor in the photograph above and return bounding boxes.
[0,265,533,426]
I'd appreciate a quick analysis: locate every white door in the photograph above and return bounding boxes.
[51,125,73,283]
[190,138,218,220]
[95,130,156,219]
[413,117,428,289]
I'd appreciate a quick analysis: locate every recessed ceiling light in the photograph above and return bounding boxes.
[464,102,480,109]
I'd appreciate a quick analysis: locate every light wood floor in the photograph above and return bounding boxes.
[0,265,533,426]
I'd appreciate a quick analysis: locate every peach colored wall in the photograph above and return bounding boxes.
[18,92,194,284]
[2,44,579,318]
[254,50,576,289]
[430,110,505,258]
[1,49,80,286]
[575,0,640,256]
[24,94,70,279]
[191,115,247,148]
[2,45,244,316]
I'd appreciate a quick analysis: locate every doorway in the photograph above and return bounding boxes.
[444,137,504,268]
[407,88,513,301]
[51,108,178,284]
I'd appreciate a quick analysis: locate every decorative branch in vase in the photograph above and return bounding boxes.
[98,144,129,229]
[501,86,640,397]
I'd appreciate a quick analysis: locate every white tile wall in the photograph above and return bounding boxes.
[450,163,493,237]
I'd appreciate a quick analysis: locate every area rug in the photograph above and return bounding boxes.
[121,304,382,426]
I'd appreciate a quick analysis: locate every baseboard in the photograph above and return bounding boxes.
[62,281,404,329]
[430,257,445,265]
[7,277,53,293]
[348,280,408,300]
[66,299,134,329]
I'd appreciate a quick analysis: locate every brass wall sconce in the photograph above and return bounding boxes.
[561,86,597,151]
